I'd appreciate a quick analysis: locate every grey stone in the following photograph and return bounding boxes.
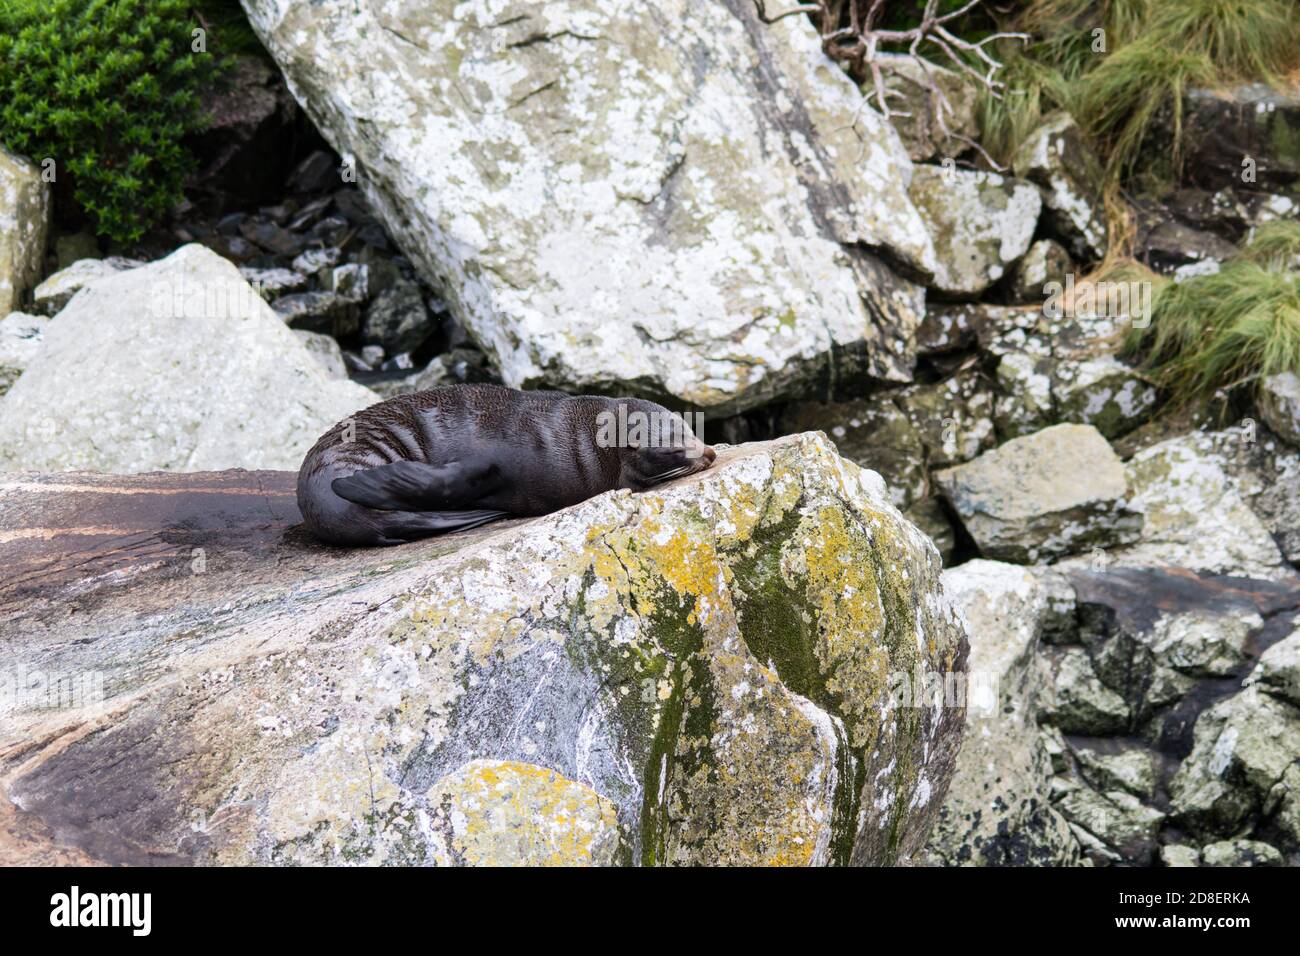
[1200,839,1284,867]
[1006,238,1072,305]
[934,424,1142,563]
[362,277,433,355]
[1170,686,1300,847]
[32,257,143,316]
[909,165,1041,297]
[1046,647,1131,735]
[272,290,360,338]
[238,266,309,300]
[0,244,377,472]
[873,54,978,162]
[240,0,938,413]
[0,312,47,397]
[1259,371,1300,447]
[293,329,349,379]
[924,560,1079,866]
[1013,112,1108,262]
[1246,627,1300,708]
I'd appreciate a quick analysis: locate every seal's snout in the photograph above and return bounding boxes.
[688,439,716,469]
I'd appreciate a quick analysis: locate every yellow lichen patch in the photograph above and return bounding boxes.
[428,760,623,866]
[792,504,920,748]
[664,650,837,867]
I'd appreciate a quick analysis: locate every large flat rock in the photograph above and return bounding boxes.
[0,433,968,866]
[240,0,936,413]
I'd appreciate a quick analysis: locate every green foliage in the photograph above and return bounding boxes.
[990,0,1300,187]
[1076,39,1214,185]
[974,45,1076,167]
[0,0,220,243]
[1124,224,1300,406]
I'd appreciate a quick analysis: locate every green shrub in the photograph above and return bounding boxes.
[0,0,220,243]
[1124,223,1300,406]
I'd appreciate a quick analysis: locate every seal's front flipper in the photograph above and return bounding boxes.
[374,508,509,542]
[332,460,491,511]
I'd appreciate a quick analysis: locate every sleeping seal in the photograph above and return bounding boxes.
[297,383,716,547]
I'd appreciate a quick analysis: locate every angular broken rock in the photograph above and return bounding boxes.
[241,0,936,413]
[0,433,968,866]
[908,165,1041,297]
[923,560,1079,866]
[0,244,378,473]
[0,146,50,315]
[1169,686,1300,848]
[1259,371,1300,448]
[1013,112,1108,263]
[933,423,1142,563]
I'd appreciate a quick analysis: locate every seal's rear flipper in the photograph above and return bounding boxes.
[375,508,508,542]
[332,460,483,511]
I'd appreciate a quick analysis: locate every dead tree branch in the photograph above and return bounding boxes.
[754,0,1027,168]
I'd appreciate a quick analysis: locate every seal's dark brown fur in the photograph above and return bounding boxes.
[297,384,715,546]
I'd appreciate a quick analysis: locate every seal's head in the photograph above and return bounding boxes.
[603,399,716,491]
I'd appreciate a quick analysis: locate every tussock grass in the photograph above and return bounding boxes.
[1076,40,1214,185]
[1124,225,1300,405]
[987,0,1300,186]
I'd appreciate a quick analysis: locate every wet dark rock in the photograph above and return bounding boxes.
[1182,84,1300,193]
[272,290,359,338]
[361,276,433,355]
[287,149,341,194]
[190,56,300,210]
[239,218,306,258]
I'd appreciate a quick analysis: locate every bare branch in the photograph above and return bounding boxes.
[751,0,1028,165]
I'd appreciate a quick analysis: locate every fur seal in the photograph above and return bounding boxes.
[297,383,716,547]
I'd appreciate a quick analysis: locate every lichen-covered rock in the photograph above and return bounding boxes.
[1013,112,1108,262]
[0,244,378,473]
[1160,844,1201,867]
[923,560,1079,866]
[1169,686,1300,848]
[0,312,46,397]
[1065,567,1269,725]
[0,147,50,315]
[874,54,978,162]
[934,424,1142,563]
[425,760,623,866]
[1246,627,1300,708]
[778,394,928,509]
[1045,647,1131,735]
[1073,745,1157,801]
[895,369,996,468]
[986,311,1158,441]
[1199,839,1284,868]
[1099,433,1289,580]
[909,166,1040,296]
[1259,371,1300,448]
[0,433,968,866]
[240,0,936,413]
[1006,238,1072,304]
[1054,782,1164,865]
